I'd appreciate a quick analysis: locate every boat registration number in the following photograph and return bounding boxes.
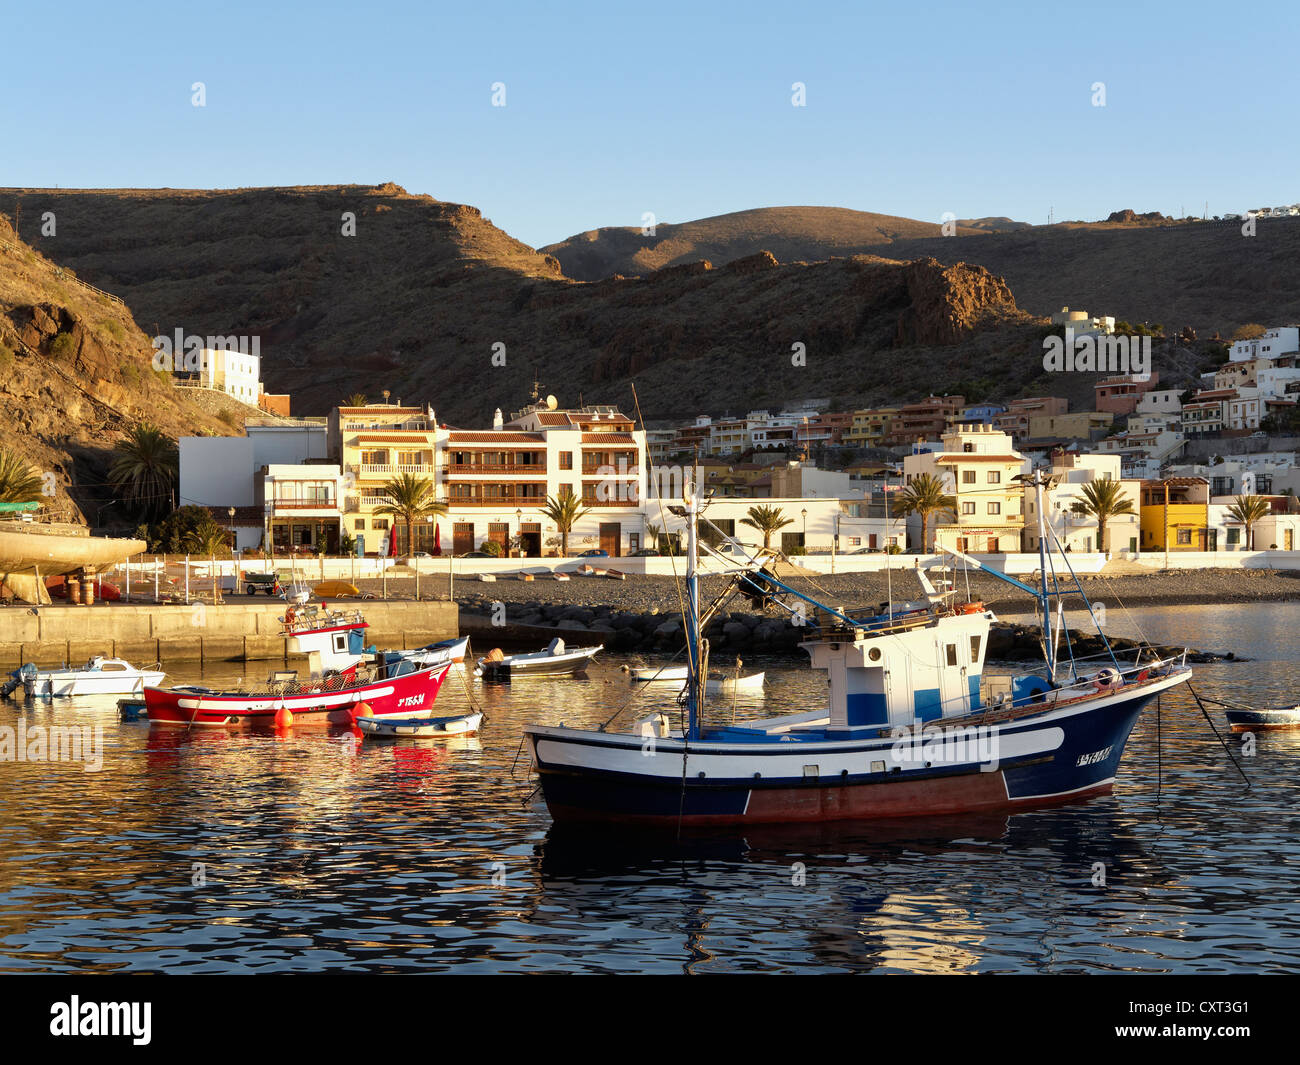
[398,695,425,708]
[1075,745,1112,767]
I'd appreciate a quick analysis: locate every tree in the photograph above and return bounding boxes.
[0,448,43,504]
[345,393,368,407]
[110,423,178,521]
[1227,494,1272,550]
[376,472,445,556]
[739,504,795,549]
[1069,479,1135,553]
[895,473,956,552]
[147,505,226,554]
[542,493,590,556]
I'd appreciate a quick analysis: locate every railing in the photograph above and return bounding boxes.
[445,497,545,507]
[0,235,124,305]
[272,500,339,511]
[347,463,435,476]
[448,463,546,474]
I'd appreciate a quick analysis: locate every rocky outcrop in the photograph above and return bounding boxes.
[1105,209,1170,225]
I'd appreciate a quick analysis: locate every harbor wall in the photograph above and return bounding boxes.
[0,601,458,668]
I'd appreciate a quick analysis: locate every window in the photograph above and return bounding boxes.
[987,471,1001,484]
[355,519,365,530]
[962,443,974,453]
[1227,527,1240,545]
[962,470,976,484]
[559,452,573,470]
[946,644,959,666]
[1177,529,1192,545]
[970,635,982,663]
[987,502,1001,515]
[962,502,976,515]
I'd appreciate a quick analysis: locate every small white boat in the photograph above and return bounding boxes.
[707,671,765,694]
[476,638,602,679]
[20,656,166,698]
[356,710,483,737]
[624,664,689,683]
[393,636,470,668]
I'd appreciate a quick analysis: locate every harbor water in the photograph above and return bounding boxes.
[1,602,1298,974]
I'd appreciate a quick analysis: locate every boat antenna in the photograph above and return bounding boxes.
[683,475,704,741]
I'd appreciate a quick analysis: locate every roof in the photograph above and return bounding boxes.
[932,454,1024,463]
[582,432,636,444]
[353,434,434,443]
[1140,477,1209,486]
[447,432,545,444]
[339,406,422,414]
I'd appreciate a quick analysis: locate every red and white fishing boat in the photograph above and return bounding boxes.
[144,603,451,727]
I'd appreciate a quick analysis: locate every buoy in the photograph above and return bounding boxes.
[274,705,294,728]
[354,701,373,719]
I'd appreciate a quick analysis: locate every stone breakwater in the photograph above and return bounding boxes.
[458,596,1236,663]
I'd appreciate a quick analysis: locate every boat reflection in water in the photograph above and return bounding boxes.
[532,803,1168,974]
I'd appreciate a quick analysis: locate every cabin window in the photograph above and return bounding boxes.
[970,635,981,663]
[946,644,958,666]
[333,634,347,653]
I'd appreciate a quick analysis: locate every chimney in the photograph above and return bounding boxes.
[493,408,504,430]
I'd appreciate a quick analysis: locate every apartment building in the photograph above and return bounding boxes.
[843,407,900,447]
[1094,371,1160,416]
[1228,326,1300,363]
[1026,410,1113,441]
[993,397,1068,441]
[256,463,346,553]
[1139,478,1212,551]
[889,395,966,446]
[1180,389,1237,434]
[902,424,1028,552]
[1023,452,1139,554]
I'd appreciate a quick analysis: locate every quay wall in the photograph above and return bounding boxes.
[0,601,457,669]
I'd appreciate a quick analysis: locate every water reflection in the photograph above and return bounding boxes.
[0,603,1297,972]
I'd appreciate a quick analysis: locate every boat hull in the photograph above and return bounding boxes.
[25,670,167,698]
[144,664,450,728]
[357,710,483,737]
[1225,706,1300,732]
[527,672,1186,826]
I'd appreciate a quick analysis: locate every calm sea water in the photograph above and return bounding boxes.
[1,603,1298,974]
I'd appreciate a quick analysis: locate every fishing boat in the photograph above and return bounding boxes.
[477,638,601,679]
[16,656,166,698]
[1223,704,1300,732]
[523,473,1193,827]
[144,602,451,727]
[356,709,484,738]
[624,664,689,682]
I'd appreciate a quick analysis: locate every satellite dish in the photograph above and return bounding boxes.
[546,395,558,410]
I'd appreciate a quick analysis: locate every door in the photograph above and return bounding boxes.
[1287,529,1294,551]
[599,522,621,557]
[488,522,510,553]
[453,523,474,556]
[520,523,542,557]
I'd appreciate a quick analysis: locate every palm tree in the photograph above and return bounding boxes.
[184,524,230,557]
[542,493,590,556]
[345,393,368,407]
[1069,478,1135,553]
[376,472,446,556]
[109,423,178,521]
[0,448,43,504]
[1227,494,1272,550]
[739,504,795,550]
[645,522,661,551]
[895,473,956,552]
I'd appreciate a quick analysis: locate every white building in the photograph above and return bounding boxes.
[1050,306,1115,336]
[194,347,263,406]
[1024,452,1140,554]
[1229,326,1300,364]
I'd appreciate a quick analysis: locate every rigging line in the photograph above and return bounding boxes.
[630,381,689,634]
[1186,680,1252,788]
[597,642,691,732]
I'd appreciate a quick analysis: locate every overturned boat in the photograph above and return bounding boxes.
[524,474,1192,827]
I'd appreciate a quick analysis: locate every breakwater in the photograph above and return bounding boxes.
[0,601,457,668]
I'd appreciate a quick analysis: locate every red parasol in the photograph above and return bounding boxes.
[389,524,398,558]
[433,524,442,556]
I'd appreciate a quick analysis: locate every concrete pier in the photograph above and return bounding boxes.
[0,601,458,668]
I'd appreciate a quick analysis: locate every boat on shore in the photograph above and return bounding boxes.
[144,602,451,727]
[524,474,1193,828]
[13,656,165,698]
[477,638,601,679]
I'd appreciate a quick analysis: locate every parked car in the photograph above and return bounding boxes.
[457,550,492,558]
[576,549,609,558]
[629,548,659,557]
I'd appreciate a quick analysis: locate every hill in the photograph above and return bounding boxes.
[540,206,999,281]
[0,185,1051,425]
[0,214,243,523]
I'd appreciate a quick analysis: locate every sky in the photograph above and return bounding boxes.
[6,0,1298,249]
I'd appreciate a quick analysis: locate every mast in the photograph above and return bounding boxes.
[1033,472,1055,678]
[684,477,704,740]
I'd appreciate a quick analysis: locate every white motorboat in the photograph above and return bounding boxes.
[706,671,765,694]
[390,636,470,668]
[19,656,166,698]
[356,710,483,738]
[476,638,602,679]
[623,664,689,683]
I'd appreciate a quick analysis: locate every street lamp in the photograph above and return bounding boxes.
[516,507,523,558]
[801,507,808,551]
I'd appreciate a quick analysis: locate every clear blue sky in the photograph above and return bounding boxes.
[7,0,1296,248]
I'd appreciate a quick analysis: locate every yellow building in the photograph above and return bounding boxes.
[902,424,1028,552]
[843,407,900,448]
[1139,477,1211,551]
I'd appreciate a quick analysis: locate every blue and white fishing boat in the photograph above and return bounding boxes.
[523,474,1192,827]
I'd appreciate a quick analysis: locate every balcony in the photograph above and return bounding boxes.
[448,463,546,475]
[446,497,546,507]
[347,463,435,477]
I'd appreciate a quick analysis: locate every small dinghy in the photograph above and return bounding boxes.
[1224,704,1300,732]
[19,656,166,698]
[706,671,766,694]
[356,710,483,737]
[624,664,689,683]
[476,638,602,679]
[389,636,470,668]
[117,697,148,721]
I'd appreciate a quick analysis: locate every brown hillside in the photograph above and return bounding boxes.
[541,206,995,282]
[0,214,241,523]
[0,185,1054,425]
